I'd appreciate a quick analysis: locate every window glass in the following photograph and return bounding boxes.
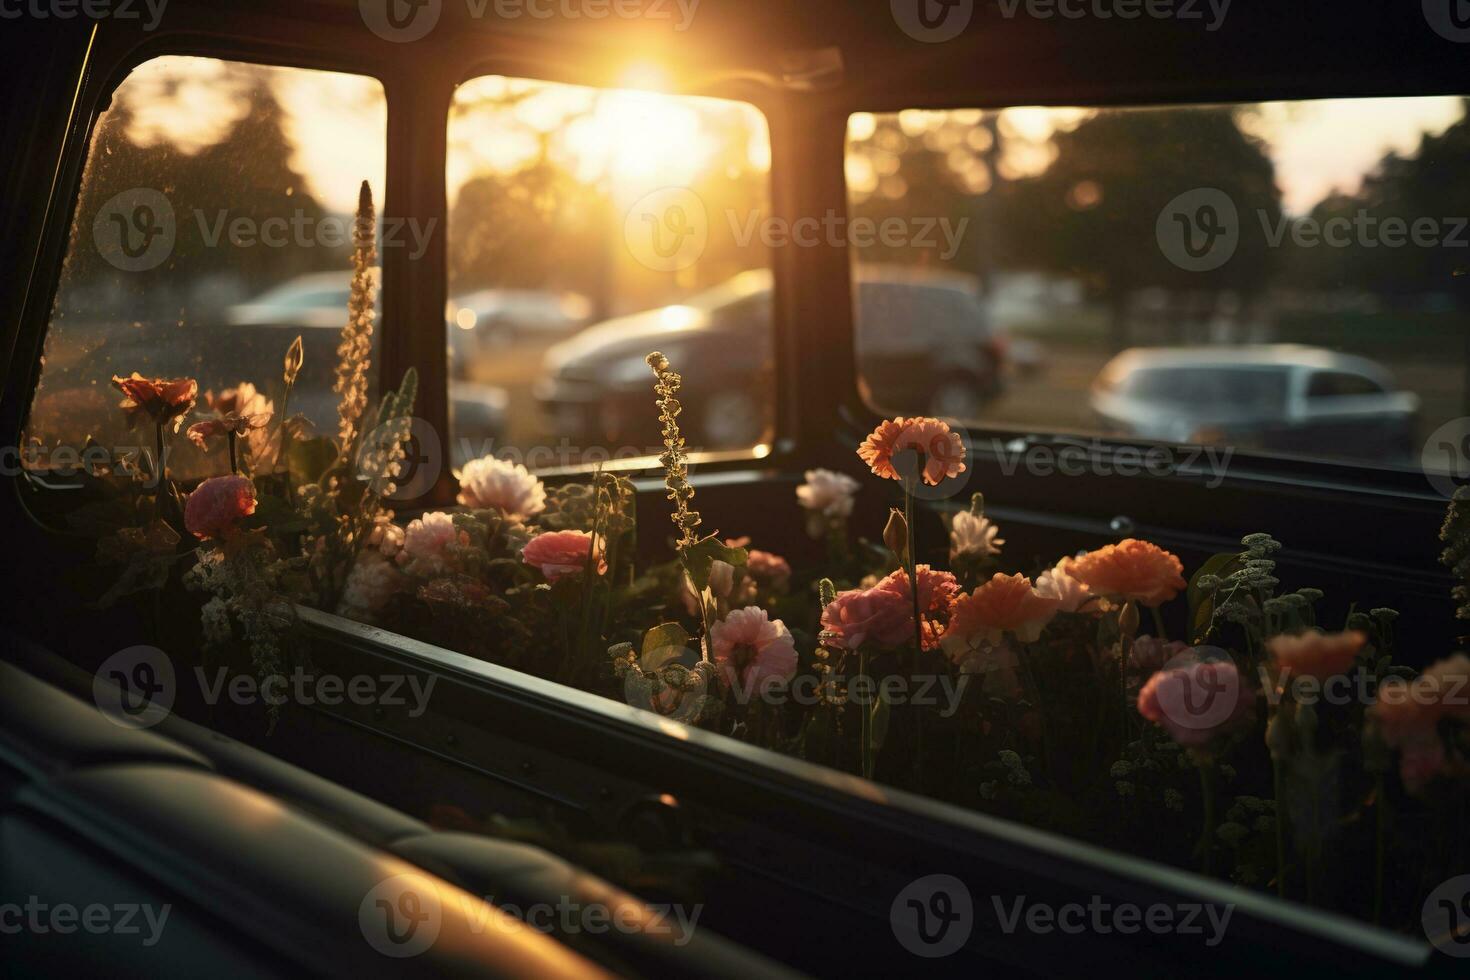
[845,97,1470,469]
[27,57,387,481]
[446,75,772,470]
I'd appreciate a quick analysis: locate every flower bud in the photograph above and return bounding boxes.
[1118,601,1140,640]
[708,559,735,599]
[883,508,909,564]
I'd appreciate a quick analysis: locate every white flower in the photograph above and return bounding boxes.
[456,455,546,521]
[1036,558,1092,613]
[201,596,232,645]
[949,510,1003,560]
[338,551,402,623]
[397,511,463,576]
[367,513,404,558]
[796,468,859,518]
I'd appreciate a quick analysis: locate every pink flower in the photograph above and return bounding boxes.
[184,475,257,539]
[1268,630,1366,682]
[397,511,467,575]
[820,586,913,651]
[746,549,792,592]
[1369,654,1470,794]
[112,373,198,431]
[522,529,606,582]
[874,565,961,650]
[1137,656,1253,748]
[943,573,1061,657]
[857,416,966,486]
[456,455,546,521]
[710,606,798,692]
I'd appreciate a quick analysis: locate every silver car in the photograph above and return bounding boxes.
[1091,345,1420,461]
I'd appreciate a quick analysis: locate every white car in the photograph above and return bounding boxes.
[1091,345,1421,461]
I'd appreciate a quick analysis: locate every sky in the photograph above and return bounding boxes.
[117,57,1464,219]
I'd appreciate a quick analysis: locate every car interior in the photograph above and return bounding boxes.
[3,1,1469,976]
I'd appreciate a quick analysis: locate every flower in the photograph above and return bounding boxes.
[820,586,913,651]
[1137,657,1253,748]
[337,550,402,623]
[367,513,405,558]
[184,475,257,539]
[873,565,961,650]
[949,510,1003,560]
[112,373,197,431]
[943,573,1061,657]
[522,529,606,582]
[397,511,466,576]
[1066,539,1186,607]
[456,456,547,521]
[796,468,859,522]
[746,549,792,593]
[710,606,798,692]
[1036,557,1093,613]
[1128,634,1189,679]
[1267,630,1366,682]
[1370,653,1470,793]
[952,640,1023,698]
[186,384,273,451]
[857,416,966,486]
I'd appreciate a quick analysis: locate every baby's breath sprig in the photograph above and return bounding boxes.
[646,351,701,550]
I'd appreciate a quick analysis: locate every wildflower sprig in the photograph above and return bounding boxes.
[646,351,701,549]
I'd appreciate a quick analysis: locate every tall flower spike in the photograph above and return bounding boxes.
[646,351,701,550]
[334,180,376,449]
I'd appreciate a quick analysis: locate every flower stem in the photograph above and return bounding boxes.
[1373,771,1385,923]
[1150,604,1167,641]
[1198,761,1216,876]
[227,432,239,476]
[859,648,873,780]
[903,480,924,788]
[1272,755,1288,900]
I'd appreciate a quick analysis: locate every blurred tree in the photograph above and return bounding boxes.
[1000,107,1282,350]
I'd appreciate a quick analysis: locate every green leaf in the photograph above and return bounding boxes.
[288,437,337,486]
[641,623,691,668]
[682,535,748,591]
[1187,552,1242,643]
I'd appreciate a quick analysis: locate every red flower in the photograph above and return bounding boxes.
[184,475,257,539]
[112,373,197,431]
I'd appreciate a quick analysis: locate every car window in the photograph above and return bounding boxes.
[1308,370,1385,398]
[26,56,387,482]
[445,74,773,470]
[845,97,1470,469]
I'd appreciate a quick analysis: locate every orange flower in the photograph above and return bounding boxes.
[943,572,1061,657]
[1267,630,1366,682]
[857,416,966,486]
[1065,539,1186,607]
[112,373,197,431]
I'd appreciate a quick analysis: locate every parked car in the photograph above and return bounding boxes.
[447,288,593,373]
[536,266,1005,451]
[1090,345,1421,461]
[224,272,508,448]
